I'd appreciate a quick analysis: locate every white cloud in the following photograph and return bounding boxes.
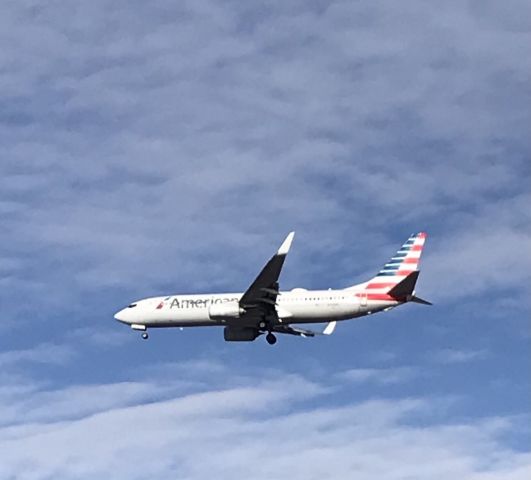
[0,0,529,327]
[0,3,528,478]
[419,192,531,301]
[0,343,75,368]
[0,366,528,480]
[338,366,418,385]
[430,349,488,364]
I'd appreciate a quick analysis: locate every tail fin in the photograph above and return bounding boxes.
[387,271,432,305]
[345,232,431,304]
[364,232,427,291]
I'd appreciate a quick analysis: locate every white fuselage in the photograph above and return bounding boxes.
[113,231,428,342]
[114,288,400,329]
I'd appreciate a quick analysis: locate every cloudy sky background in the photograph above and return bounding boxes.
[0,0,530,478]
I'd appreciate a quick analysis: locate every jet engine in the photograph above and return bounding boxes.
[223,326,259,342]
[208,302,244,320]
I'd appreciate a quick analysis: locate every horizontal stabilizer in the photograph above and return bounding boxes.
[387,271,420,298]
[387,272,432,305]
[409,295,432,306]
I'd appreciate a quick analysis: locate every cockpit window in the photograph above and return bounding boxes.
[127,303,137,308]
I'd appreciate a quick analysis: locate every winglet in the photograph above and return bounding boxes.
[277,232,295,256]
[323,321,337,335]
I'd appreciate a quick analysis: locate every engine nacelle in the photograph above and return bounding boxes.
[223,326,259,342]
[208,301,244,320]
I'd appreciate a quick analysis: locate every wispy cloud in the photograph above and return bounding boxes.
[0,0,529,326]
[337,366,418,385]
[0,365,528,479]
[0,343,75,368]
[0,2,529,477]
[430,349,488,364]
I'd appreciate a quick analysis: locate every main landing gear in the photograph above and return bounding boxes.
[141,332,149,340]
[257,319,277,345]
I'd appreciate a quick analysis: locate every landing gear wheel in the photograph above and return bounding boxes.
[141,332,149,340]
[265,333,277,345]
[259,321,267,330]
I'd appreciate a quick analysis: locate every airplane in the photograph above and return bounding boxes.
[114,232,431,345]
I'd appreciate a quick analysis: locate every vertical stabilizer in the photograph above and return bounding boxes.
[348,232,427,292]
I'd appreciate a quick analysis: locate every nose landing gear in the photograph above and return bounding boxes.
[265,332,277,345]
[131,324,149,340]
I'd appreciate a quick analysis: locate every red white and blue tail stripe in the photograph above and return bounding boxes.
[345,232,429,304]
[376,232,426,276]
[365,232,427,291]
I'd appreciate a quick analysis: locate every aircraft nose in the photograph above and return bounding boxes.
[114,309,128,323]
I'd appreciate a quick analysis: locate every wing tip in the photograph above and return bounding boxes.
[277,231,295,255]
[323,321,336,335]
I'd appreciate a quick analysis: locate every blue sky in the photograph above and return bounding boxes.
[0,0,530,478]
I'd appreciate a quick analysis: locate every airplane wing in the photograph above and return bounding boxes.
[273,321,337,338]
[239,232,294,325]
